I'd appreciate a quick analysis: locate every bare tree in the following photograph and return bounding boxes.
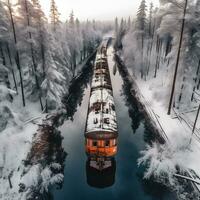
[167,0,188,115]
[7,0,26,106]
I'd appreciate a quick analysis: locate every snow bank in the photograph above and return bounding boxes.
[0,122,38,200]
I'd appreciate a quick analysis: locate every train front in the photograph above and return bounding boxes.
[84,44,118,170]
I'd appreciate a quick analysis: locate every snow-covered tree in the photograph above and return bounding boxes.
[121,0,200,193]
[50,0,60,32]
[17,0,45,110]
[136,0,147,78]
[5,0,26,106]
[114,17,127,50]
[136,0,147,32]
[0,0,103,115]
[41,32,66,111]
[123,0,200,110]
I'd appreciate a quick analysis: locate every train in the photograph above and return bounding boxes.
[84,40,118,170]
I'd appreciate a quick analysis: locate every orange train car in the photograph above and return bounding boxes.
[84,43,118,170]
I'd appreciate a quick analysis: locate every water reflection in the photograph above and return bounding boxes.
[63,62,93,120]
[113,53,177,199]
[114,56,163,144]
[86,158,116,188]
[121,83,143,133]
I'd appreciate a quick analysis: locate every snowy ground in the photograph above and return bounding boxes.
[0,94,46,199]
[135,77,200,185]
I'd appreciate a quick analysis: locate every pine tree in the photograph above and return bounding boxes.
[7,0,26,106]
[136,0,147,78]
[148,2,153,38]
[167,0,188,115]
[50,0,60,32]
[114,17,119,50]
[69,10,75,28]
[127,16,131,31]
[136,0,147,31]
[0,1,11,89]
[146,2,154,77]
[17,0,44,110]
[31,0,47,78]
[41,33,66,111]
[114,17,119,37]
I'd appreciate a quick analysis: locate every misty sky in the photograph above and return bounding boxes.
[40,0,159,21]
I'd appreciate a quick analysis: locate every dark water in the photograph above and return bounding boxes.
[53,50,177,200]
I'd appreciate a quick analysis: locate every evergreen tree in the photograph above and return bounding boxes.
[69,10,75,28]
[17,0,44,110]
[50,0,60,32]
[148,2,153,38]
[127,16,131,31]
[41,34,66,111]
[7,0,26,106]
[136,0,147,78]
[136,0,147,31]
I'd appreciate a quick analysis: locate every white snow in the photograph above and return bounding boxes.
[0,93,46,199]
[0,121,39,200]
[119,50,200,190]
[91,75,107,89]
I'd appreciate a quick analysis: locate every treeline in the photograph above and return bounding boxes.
[117,0,200,113]
[0,0,107,113]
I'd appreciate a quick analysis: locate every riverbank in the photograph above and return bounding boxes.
[114,53,200,195]
[0,51,96,200]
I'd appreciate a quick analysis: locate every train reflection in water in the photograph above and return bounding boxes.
[86,158,116,188]
[84,38,118,176]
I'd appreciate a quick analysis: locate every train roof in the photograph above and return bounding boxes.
[85,87,117,134]
[85,42,117,137]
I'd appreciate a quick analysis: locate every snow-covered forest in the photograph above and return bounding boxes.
[121,0,200,111]
[0,0,105,112]
[0,0,111,198]
[2,0,200,199]
[114,0,200,196]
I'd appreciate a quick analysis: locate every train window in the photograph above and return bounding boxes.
[111,105,115,111]
[93,141,97,147]
[106,109,109,114]
[98,140,104,147]
[105,140,110,147]
[94,118,98,124]
[104,118,109,124]
[113,139,116,146]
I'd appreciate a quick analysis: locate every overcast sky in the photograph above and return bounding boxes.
[40,0,160,21]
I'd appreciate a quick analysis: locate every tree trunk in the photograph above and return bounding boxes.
[178,76,186,104]
[24,0,43,111]
[154,36,160,78]
[191,59,200,101]
[8,0,26,106]
[189,104,200,145]
[6,43,18,93]
[167,0,188,115]
[45,99,48,113]
[141,34,144,79]
[41,42,45,79]
[197,78,200,90]
[0,43,11,89]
